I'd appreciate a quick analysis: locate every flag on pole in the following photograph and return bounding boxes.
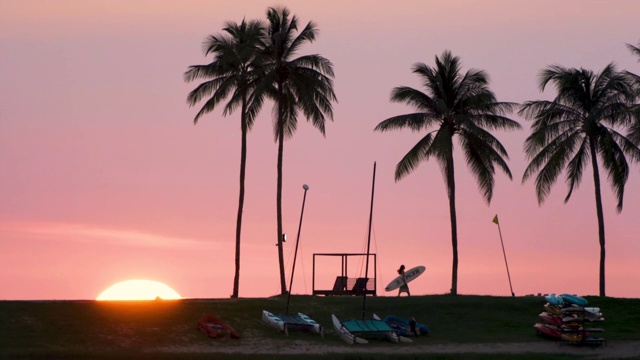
[492,215,499,224]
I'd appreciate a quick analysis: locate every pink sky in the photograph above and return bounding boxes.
[1,0,639,300]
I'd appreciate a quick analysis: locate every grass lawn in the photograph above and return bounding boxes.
[1,295,638,359]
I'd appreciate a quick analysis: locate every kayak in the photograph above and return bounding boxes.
[534,323,561,339]
[539,312,563,327]
[545,294,564,306]
[561,294,588,306]
[378,314,429,336]
[197,313,240,339]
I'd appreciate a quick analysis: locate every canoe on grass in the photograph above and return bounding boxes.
[197,313,240,339]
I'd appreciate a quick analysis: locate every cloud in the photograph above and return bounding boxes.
[0,221,219,249]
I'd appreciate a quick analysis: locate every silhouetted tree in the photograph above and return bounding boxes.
[375,51,520,295]
[256,7,337,295]
[520,64,640,296]
[184,19,265,298]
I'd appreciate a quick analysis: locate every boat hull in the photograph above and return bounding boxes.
[380,314,429,336]
[262,310,323,335]
[332,314,367,344]
[197,313,240,339]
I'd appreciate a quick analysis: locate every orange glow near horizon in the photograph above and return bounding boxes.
[96,280,182,301]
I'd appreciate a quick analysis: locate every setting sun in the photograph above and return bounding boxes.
[96,279,181,301]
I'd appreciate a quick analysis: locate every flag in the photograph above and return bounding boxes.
[492,215,499,224]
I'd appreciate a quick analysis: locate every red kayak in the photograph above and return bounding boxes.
[197,313,240,339]
[534,323,561,339]
[539,312,563,327]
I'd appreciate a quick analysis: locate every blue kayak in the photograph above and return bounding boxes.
[382,315,430,336]
[561,294,588,306]
[545,294,564,306]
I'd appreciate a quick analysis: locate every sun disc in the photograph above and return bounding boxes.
[97,279,181,301]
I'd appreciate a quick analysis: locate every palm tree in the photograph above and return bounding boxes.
[519,64,640,297]
[184,19,265,298]
[256,7,337,295]
[374,51,520,295]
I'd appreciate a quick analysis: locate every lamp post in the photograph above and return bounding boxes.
[285,184,309,314]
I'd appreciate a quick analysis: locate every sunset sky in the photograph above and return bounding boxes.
[1,0,639,300]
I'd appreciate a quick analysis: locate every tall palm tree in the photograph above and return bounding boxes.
[257,7,337,295]
[375,51,520,295]
[519,64,640,296]
[184,19,265,298]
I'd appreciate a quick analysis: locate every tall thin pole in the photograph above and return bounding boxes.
[493,215,514,297]
[362,162,376,319]
[285,184,309,314]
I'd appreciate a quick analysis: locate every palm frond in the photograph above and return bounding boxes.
[459,127,512,203]
[375,113,433,132]
[598,130,630,212]
[626,41,640,61]
[184,63,223,83]
[186,76,228,107]
[563,137,589,203]
[287,21,317,58]
[395,133,435,181]
[522,126,581,180]
[389,86,437,113]
[628,112,640,145]
[290,54,335,78]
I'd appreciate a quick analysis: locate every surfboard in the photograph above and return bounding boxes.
[384,265,425,292]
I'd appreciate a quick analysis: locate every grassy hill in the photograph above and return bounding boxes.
[1,295,639,359]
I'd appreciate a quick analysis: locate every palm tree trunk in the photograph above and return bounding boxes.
[589,140,606,297]
[231,100,248,299]
[446,153,458,295]
[276,82,287,295]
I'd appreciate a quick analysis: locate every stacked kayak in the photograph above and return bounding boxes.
[533,294,605,346]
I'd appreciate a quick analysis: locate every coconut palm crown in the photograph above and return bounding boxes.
[375,51,520,295]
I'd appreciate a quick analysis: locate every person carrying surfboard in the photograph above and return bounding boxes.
[397,265,410,296]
